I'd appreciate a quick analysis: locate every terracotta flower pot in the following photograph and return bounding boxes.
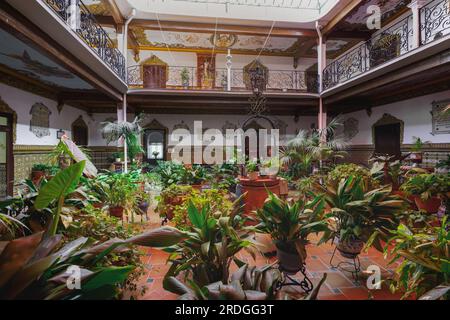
[31,170,46,184]
[336,238,365,259]
[276,242,305,275]
[414,196,442,214]
[93,202,104,209]
[247,172,259,181]
[109,206,124,218]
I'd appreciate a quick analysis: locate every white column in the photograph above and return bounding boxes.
[226,49,232,92]
[123,94,128,173]
[68,0,80,30]
[408,0,427,49]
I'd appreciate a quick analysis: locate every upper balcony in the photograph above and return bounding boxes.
[43,0,126,81]
[128,65,318,94]
[322,0,450,92]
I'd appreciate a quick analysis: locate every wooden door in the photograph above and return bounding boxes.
[143,65,167,89]
[0,113,13,198]
[374,123,401,159]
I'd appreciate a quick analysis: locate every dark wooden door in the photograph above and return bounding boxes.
[374,123,401,158]
[143,65,167,89]
[0,113,13,198]
[73,125,88,146]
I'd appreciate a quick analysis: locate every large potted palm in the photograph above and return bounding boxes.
[101,115,144,173]
[254,192,330,274]
[317,175,405,257]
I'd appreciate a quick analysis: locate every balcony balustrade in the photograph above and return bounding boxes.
[128,65,318,93]
[322,0,449,91]
[43,0,126,81]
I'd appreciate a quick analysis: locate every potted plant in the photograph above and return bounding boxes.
[156,184,193,221]
[260,158,279,179]
[136,190,151,215]
[254,192,329,274]
[409,136,429,164]
[31,164,49,184]
[180,67,190,89]
[105,175,135,219]
[245,159,259,181]
[436,155,450,174]
[318,175,404,257]
[400,173,449,213]
[186,165,209,190]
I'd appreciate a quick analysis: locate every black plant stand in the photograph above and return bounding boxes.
[329,246,361,283]
[275,264,314,294]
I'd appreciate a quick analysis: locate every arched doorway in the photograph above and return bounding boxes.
[142,119,168,166]
[0,97,16,198]
[141,55,169,89]
[242,116,275,161]
[71,116,88,146]
[372,113,404,159]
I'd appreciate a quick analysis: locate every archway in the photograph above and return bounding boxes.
[372,113,404,159]
[71,115,88,146]
[141,55,169,89]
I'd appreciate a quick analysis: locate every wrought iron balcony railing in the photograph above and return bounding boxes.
[43,0,126,81]
[421,0,450,45]
[323,0,449,91]
[323,15,414,90]
[128,65,318,93]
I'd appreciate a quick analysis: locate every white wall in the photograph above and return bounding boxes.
[0,83,92,146]
[341,90,450,145]
[89,112,319,147]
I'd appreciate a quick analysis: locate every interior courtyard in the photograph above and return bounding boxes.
[0,0,449,302]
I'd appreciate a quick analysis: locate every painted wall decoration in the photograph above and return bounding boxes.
[173,120,190,131]
[0,29,93,90]
[210,34,238,49]
[343,117,359,141]
[431,99,450,135]
[29,103,51,138]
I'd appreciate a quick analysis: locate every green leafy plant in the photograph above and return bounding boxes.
[164,263,328,300]
[164,199,254,286]
[254,193,329,260]
[318,176,404,251]
[411,136,429,152]
[101,115,144,165]
[328,163,379,189]
[172,189,233,231]
[382,218,449,300]
[35,161,86,236]
[370,155,401,189]
[400,174,450,200]
[156,184,193,220]
[152,161,190,188]
[0,226,186,300]
[180,67,190,87]
[436,155,450,170]
[245,159,258,173]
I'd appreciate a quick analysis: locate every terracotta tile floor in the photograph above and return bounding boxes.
[131,213,405,301]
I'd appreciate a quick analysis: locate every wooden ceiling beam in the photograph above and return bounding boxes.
[130,20,317,38]
[321,0,362,36]
[104,0,124,33]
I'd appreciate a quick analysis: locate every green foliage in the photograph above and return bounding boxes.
[164,199,254,286]
[245,159,258,173]
[370,155,401,188]
[156,184,194,219]
[254,193,329,258]
[0,226,186,300]
[164,263,328,300]
[209,162,239,191]
[101,115,144,163]
[35,161,86,236]
[400,173,450,200]
[152,161,190,188]
[328,163,379,189]
[383,218,449,300]
[411,136,429,152]
[436,155,450,170]
[318,176,404,249]
[172,189,233,231]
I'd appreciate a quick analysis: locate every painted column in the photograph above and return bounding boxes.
[408,0,427,49]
